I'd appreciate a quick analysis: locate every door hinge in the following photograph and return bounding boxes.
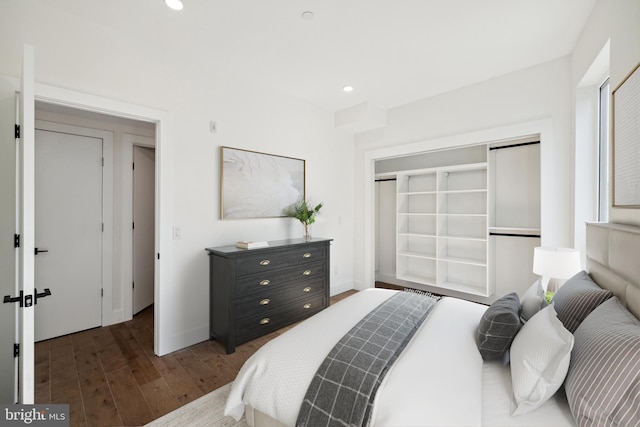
[102,157,104,167]
[132,162,135,170]
[101,288,103,297]
[14,124,20,139]
[14,234,20,248]
[14,343,19,358]
[157,253,160,260]
[102,223,104,232]
[132,222,135,230]
[132,282,135,289]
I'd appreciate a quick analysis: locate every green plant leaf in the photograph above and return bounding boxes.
[285,200,323,225]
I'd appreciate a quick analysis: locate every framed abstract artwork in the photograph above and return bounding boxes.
[220,146,305,218]
[612,62,640,207]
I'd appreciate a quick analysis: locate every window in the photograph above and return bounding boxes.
[598,78,610,222]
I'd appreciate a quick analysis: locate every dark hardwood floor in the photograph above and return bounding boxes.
[34,290,356,427]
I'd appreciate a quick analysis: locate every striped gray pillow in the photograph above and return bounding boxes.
[565,297,640,427]
[552,271,612,333]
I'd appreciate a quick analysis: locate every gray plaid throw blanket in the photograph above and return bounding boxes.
[296,290,440,427]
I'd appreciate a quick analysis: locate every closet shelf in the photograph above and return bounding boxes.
[438,189,487,194]
[398,251,437,260]
[489,226,540,236]
[438,235,487,242]
[437,281,489,297]
[397,274,436,286]
[439,256,487,267]
[397,212,437,216]
[397,191,437,196]
[438,213,486,217]
[398,232,437,238]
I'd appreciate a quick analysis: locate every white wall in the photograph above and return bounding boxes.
[0,1,355,361]
[353,57,573,290]
[571,0,640,228]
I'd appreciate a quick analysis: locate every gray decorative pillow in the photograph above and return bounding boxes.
[520,278,548,322]
[552,271,612,333]
[565,297,640,427]
[478,293,521,361]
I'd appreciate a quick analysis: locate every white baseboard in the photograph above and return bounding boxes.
[330,281,355,296]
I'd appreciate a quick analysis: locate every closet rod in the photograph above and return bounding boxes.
[489,232,541,238]
[375,178,397,182]
[489,141,540,151]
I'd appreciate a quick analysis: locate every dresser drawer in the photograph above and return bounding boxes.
[235,244,327,276]
[235,261,326,297]
[235,279,325,318]
[235,294,326,343]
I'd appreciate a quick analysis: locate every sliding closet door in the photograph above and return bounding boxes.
[375,177,397,283]
[489,140,541,297]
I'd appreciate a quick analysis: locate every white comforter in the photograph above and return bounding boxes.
[226,289,485,426]
[225,288,575,427]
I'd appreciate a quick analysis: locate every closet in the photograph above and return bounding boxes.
[375,138,540,300]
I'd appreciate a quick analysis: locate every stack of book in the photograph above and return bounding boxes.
[235,241,269,249]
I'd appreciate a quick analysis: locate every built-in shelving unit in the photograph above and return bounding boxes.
[397,163,491,296]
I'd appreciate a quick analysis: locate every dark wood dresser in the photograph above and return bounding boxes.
[206,238,332,353]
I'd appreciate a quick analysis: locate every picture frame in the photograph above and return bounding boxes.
[612,61,640,207]
[220,146,306,219]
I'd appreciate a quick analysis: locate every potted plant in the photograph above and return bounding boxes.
[286,199,323,240]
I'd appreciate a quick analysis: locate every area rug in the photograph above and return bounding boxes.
[145,382,249,427]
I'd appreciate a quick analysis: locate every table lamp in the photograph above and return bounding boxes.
[532,247,581,292]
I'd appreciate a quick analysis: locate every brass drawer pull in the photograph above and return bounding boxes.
[303,270,312,276]
[259,279,270,286]
[303,303,311,309]
[259,318,270,325]
[303,286,312,293]
[260,298,270,306]
[303,252,312,258]
[259,260,270,266]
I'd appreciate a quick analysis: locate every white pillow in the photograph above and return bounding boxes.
[510,304,574,416]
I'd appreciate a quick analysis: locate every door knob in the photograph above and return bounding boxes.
[34,247,49,255]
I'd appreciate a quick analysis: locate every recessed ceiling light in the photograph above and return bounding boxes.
[165,0,183,11]
[343,85,354,93]
[301,11,314,20]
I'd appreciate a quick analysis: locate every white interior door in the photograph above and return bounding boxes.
[34,129,103,341]
[375,179,397,283]
[133,146,155,314]
[18,43,36,404]
[0,95,19,404]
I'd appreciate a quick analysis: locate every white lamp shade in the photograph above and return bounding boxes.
[533,247,581,279]
[165,0,184,10]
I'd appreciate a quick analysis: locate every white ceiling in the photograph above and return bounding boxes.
[43,0,597,112]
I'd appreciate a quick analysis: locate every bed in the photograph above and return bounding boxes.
[224,222,640,427]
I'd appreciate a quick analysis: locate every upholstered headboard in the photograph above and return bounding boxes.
[586,222,640,319]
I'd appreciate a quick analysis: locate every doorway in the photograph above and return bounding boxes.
[133,144,156,315]
[9,64,171,402]
[33,106,157,332]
